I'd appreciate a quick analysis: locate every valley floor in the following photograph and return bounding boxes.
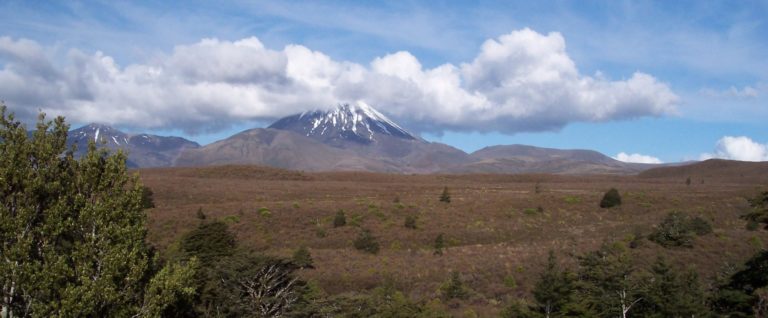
[139,165,768,316]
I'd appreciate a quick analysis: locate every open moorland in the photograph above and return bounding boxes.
[139,161,768,316]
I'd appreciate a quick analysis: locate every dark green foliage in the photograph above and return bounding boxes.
[441,272,468,300]
[334,209,347,227]
[404,215,417,229]
[686,176,691,186]
[354,229,380,254]
[713,250,768,317]
[292,246,314,269]
[433,233,445,255]
[599,188,622,208]
[500,300,539,318]
[742,191,768,230]
[0,106,195,317]
[576,242,640,317]
[196,207,206,220]
[649,211,711,248]
[180,221,236,264]
[439,187,451,203]
[140,185,155,209]
[531,251,576,317]
[689,216,713,235]
[635,257,710,317]
[194,252,305,317]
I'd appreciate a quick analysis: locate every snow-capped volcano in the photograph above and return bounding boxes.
[268,102,416,144]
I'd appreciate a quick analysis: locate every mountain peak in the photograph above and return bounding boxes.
[269,102,416,144]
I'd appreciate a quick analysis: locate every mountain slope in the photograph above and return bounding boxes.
[268,102,416,145]
[455,144,657,174]
[179,103,469,173]
[68,124,200,167]
[639,159,768,182]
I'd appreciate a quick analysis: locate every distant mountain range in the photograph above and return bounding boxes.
[67,103,679,174]
[67,123,199,167]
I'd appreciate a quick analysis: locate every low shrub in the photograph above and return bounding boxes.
[600,188,622,208]
[354,229,380,254]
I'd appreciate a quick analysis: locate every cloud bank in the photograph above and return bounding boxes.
[0,29,678,134]
[613,152,663,164]
[701,136,768,162]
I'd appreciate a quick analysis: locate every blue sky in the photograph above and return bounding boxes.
[1,0,767,162]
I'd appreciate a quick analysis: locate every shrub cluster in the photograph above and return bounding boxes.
[649,211,712,248]
[354,229,380,254]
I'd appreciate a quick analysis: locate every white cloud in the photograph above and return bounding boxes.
[700,84,762,99]
[613,152,663,164]
[0,29,679,134]
[700,136,768,162]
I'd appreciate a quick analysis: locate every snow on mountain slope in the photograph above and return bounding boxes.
[268,102,416,144]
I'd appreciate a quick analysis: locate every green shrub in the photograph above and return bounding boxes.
[140,185,155,209]
[404,215,417,229]
[292,246,313,268]
[333,210,347,227]
[434,233,446,255]
[441,272,468,300]
[689,216,713,235]
[649,212,712,248]
[354,229,380,254]
[196,207,206,220]
[180,221,236,263]
[600,188,622,208]
[439,187,451,203]
[258,207,271,217]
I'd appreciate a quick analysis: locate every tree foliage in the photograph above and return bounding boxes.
[713,249,768,317]
[532,251,577,317]
[634,257,710,317]
[439,187,451,203]
[599,188,621,208]
[334,209,347,228]
[742,191,768,230]
[354,229,380,254]
[0,105,195,317]
[649,211,711,248]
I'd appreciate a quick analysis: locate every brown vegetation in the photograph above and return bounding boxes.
[139,164,768,316]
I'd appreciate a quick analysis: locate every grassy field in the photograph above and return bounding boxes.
[139,165,768,316]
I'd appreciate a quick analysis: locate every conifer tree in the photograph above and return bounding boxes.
[0,105,195,317]
[532,251,576,318]
[637,257,710,317]
[439,187,451,203]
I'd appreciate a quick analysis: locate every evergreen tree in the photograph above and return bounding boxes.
[333,209,347,227]
[599,188,622,208]
[434,233,446,255]
[742,190,768,230]
[713,249,768,317]
[439,187,451,203]
[404,215,417,229]
[532,251,576,318]
[441,272,468,300]
[0,106,195,317]
[577,242,642,318]
[637,257,709,317]
[292,246,314,269]
[353,229,380,254]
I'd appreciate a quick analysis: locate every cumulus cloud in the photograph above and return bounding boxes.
[613,152,663,164]
[700,136,768,162]
[0,29,679,134]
